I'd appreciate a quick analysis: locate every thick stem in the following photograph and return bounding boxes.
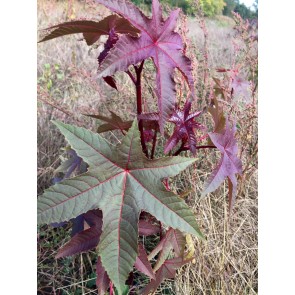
[134,61,149,158]
[125,69,136,84]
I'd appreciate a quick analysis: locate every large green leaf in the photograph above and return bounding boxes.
[37,120,203,294]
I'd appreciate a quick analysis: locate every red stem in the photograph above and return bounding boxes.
[173,140,186,156]
[196,145,216,150]
[134,61,149,158]
[174,143,216,156]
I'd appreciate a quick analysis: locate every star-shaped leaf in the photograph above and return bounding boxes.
[96,0,195,133]
[164,102,205,155]
[201,120,242,212]
[37,120,203,293]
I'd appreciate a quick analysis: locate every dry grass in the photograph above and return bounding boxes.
[37,1,258,294]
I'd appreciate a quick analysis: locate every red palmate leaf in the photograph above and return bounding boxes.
[38,15,140,45]
[201,120,242,213]
[134,244,155,279]
[140,257,192,295]
[96,0,195,133]
[148,228,185,272]
[164,102,205,155]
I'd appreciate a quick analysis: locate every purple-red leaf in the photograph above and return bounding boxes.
[98,28,119,65]
[86,111,133,133]
[201,120,242,212]
[38,15,140,45]
[103,76,118,90]
[148,228,185,272]
[164,102,205,155]
[134,244,155,279]
[138,219,160,236]
[96,0,195,133]
[56,210,103,258]
[96,257,110,295]
[56,226,101,258]
[55,148,88,178]
[140,257,192,295]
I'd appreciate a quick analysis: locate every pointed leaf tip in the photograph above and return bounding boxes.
[39,119,202,292]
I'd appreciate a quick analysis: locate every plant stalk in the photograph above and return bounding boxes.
[134,61,149,158]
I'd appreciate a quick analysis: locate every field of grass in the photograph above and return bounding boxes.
[37,1,258,294]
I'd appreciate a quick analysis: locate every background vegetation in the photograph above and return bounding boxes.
[131,0,258,18]
[37,0,257,294]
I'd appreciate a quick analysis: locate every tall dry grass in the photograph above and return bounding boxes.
[37,1,257,294]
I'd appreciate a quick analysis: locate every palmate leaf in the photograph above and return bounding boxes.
[164,101,205,155]
[38,14,140,45]
[96,0,195,133]
[140,257,192,295]
[201,120,243,213]
[148,228,185,272]
[37,120,203,294]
